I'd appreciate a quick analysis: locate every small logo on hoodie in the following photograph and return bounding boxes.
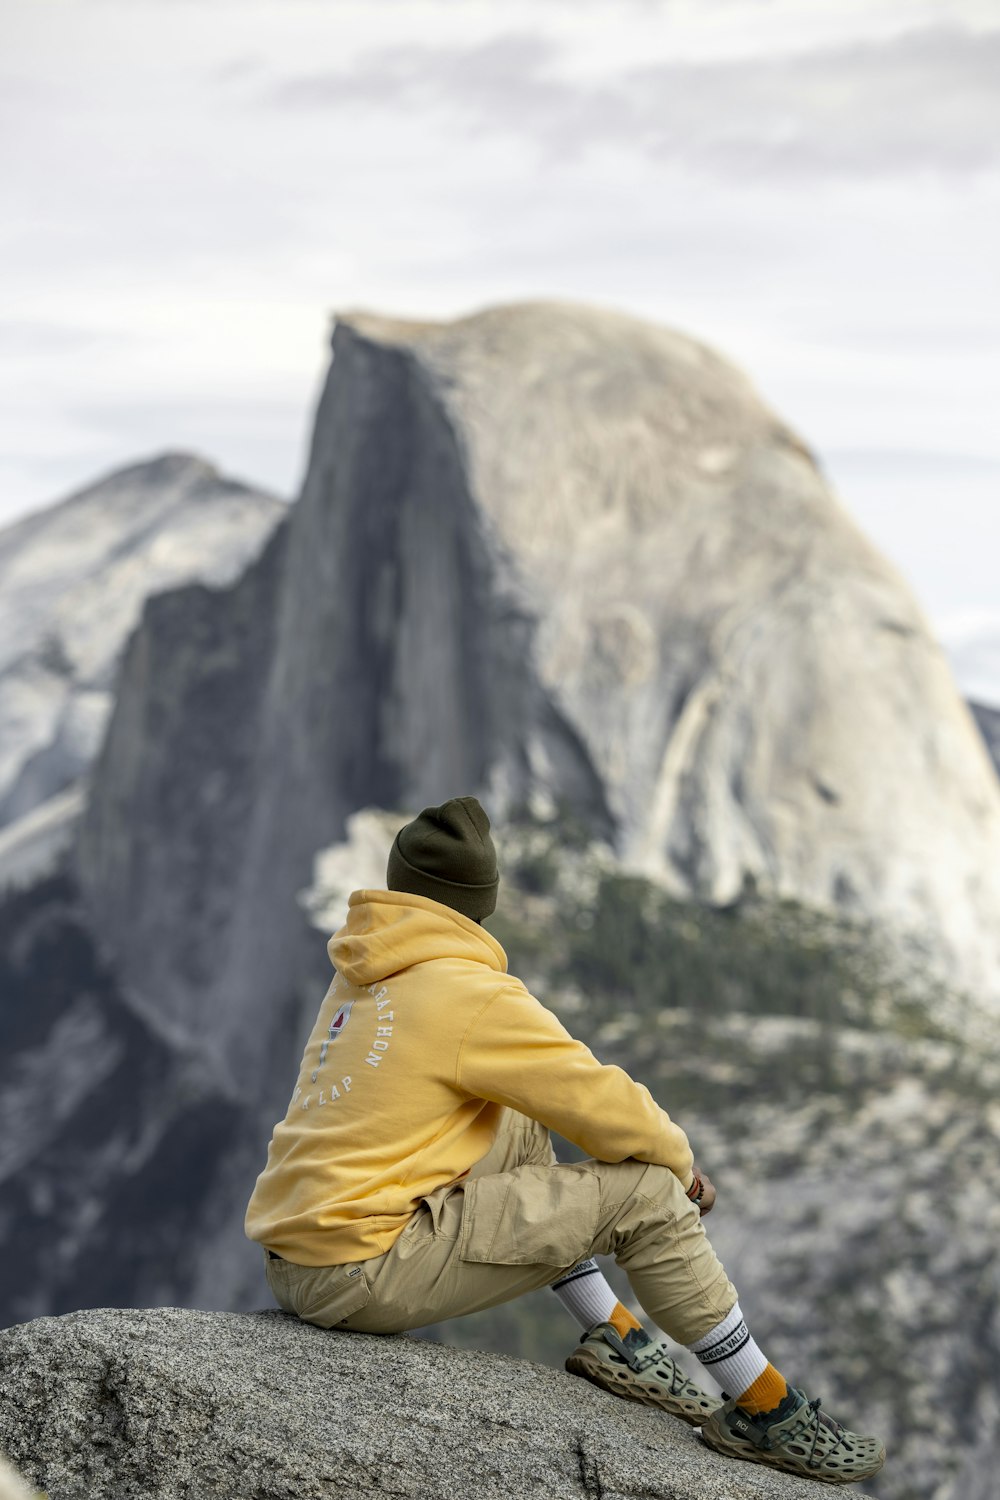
[312,1000,356,1080]
[328,1001,354,1040]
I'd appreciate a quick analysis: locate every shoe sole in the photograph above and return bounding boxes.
[700,1423,886,1485]
[565,1348,721,1428]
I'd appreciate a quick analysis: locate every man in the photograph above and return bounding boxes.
[247,797,885,1485]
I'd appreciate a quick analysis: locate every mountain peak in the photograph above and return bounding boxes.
[116,449,219,485]
[0,451,284,847]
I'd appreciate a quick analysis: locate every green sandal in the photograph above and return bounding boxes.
[566,1323,723,1426]
[701,1386,886,1485]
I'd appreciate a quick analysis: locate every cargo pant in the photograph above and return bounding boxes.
[264,1108,738,1347]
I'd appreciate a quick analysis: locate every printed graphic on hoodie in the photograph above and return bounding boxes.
[363,983,394,1068]
[309,988,354,1084]
[326,998,354,1045]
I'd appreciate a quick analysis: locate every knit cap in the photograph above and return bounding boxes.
[387,797,499,921]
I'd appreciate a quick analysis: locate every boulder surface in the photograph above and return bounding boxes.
[0,1306,869,1500]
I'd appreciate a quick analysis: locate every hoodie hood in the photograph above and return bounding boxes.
[328,888,508,988]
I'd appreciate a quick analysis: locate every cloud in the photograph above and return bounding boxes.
[825,449,1000,475]
[0,320,140,356]
[938,611,1000,707]
[270,32,570,130]
[267,22,1000,178]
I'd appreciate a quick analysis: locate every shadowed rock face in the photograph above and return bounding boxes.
[0,875,259,1328]
[0,1307,845,1500]
[971,700,1000,777]
[77,313,615,1080]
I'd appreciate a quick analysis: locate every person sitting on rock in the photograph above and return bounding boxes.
[246,796,885,1487]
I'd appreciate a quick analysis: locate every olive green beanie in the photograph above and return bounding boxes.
[387,796,499,921]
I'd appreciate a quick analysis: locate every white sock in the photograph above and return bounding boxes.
[687,1301,768,1396]
[551,1259,618,1331]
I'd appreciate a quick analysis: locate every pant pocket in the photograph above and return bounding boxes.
[269,1259,372,1329]
[459,1164,601,1268]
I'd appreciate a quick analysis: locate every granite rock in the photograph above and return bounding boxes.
[0,1307,870,1500]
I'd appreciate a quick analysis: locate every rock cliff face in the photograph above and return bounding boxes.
[0,873,263,1328]
[76,305,1000,1038]
[0,1307,859,1500]
[76,317,615,1082]
[0,452,284,887]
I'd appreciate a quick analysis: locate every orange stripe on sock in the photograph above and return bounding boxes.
[736,1364,789,1415]
[608,1302,643,1338]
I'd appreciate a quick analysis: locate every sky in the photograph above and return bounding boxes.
[3,0,999,698]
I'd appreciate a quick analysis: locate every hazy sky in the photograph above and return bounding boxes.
[3,0,998,693]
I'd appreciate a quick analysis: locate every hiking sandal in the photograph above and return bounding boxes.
[700,1386,886,1485]
[566,1322,723,1427]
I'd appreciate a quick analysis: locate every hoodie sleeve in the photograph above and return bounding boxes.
[456,981,694,1187]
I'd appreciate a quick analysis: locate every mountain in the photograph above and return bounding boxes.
[75,306,1000,1042]
[2,302,998,1500]
[0,452,284,889]
[0,450,287,1323]
[0,872,256,1326]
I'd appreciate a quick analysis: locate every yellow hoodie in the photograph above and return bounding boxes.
[245,889,694,1265]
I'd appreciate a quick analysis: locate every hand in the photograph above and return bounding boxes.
[697,1170,717,1216]
[687,1165,717,1216]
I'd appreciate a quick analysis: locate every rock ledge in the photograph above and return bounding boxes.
[0,1306,851,1499]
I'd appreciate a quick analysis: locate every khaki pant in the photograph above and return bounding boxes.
[265,1109,737,1348]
